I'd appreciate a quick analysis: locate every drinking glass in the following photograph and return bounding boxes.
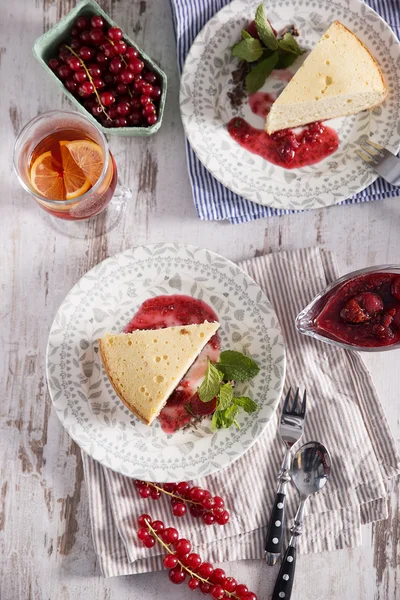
[13,110,131,237]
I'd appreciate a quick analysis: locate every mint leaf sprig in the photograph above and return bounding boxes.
[231,3,304,94]
[198,351,260,431]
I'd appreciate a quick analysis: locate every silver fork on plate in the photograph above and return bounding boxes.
[356,139,400,185]
[265,387,307,566]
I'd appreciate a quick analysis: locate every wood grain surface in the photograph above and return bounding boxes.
[0,1,399,599]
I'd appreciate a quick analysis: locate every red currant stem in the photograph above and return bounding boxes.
[144,519,240,599]
[65,45,111,120]
[145,482,203,506]
[105,36,132,97]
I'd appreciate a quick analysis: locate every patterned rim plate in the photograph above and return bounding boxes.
[46,244,286,481]
[180,0,400,210]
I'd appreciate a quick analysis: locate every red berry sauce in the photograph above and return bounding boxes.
[125,295,220,432]
[227,91,339,169]
[314,273,400,347]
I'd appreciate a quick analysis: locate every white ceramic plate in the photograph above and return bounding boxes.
[46,244,286,481]
[180,0,400,210]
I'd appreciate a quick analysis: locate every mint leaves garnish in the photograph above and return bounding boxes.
[231,3,304,93]
[217,350,260,381]
[198,351,259,432]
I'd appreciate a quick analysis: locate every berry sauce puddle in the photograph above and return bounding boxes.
[124,295,220,433]
[227,91,339,169]
[314,273,400,347]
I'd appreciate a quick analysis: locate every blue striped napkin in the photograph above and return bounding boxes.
[170,0,400,223]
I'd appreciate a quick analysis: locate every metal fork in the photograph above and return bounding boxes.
[265,387,307,566]
[356,139,400,186]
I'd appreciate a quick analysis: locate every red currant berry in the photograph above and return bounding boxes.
[109,57,123,73]
[144,71,157,84]
[236,585,249,597]
[224,578,237,593]
[73,69,88,83]
[216,510,230,525]
[116,83,128,95]
[108,106,118,119]
[137,513,152,528]
[76,16,90,30]
[186,553,202,569]
[130,97,142,110]
[80,30,92,44]
[147,114,158,125]
[141,83,154,96]
[172,502,187,517]
[114,40,127,54]
[48,58,59,71]
[71,26,79,38]
[91,15,104,29]
[103,42,117,58]
[211,585,225,600]
[174,538,191,557]
[57,65,72,79]
[163,554,178,568]
[129,111,143,125]
[150,487,161,500]
[108,26,123,41]
[163,483,177,493]
[78,81,95,97]
[93,78,105,89]
[137,527,150,541]
[87,64,102,77]
[143,535,156,548]
[103,73,115,86]
[59,49,71,63]
[201,511,215,525]
[151,520,164,533]
[126,47,139,60]
[128,58,144,74]
[213,496,224,509]
[133,77,145,93]
[79,46,94,61]
[150,85,162,100]
[67,56,82,71]
[116,101,131,117]
[115,117,128,127]
[162,527,179,545]
[200,582,212,594]
[120,69,134,84]
[197,562,213,579]
[140,95,152,106]
[91,105,103,117]
[176,482,191,497]
[96,51,108,65]
[188,577,200,591]
[202,497,215,510]
[211,569,226,586]
[169,567,186,585]
[65,78,78,93]
[243,593,257,600]
[83,99,96,111]
[88,28,105,45]
[189,504,204,518]
[100,91,115,106]
[191,487,206,502]
[70,39,81,51]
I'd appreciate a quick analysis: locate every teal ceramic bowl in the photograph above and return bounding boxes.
[32,0,167,136]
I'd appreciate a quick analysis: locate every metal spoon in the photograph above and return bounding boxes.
[272,441,332,600]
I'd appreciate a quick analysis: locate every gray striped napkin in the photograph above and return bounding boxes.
[82,248,400,577]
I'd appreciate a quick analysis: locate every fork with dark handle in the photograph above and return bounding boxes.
[265,388,307,566]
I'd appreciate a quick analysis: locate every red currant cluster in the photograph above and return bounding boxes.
[134,480,230,526]
[48,14,162,128]
[137,514,257,600]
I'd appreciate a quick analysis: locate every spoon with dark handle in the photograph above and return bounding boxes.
[272,441,332,600]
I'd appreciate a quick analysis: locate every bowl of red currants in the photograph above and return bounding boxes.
[33,0,167,136]
[296,265,400,351]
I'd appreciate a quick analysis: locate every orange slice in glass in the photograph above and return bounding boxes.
[60,140,104,186]
[59,145,91,199]
[30,151,65,200]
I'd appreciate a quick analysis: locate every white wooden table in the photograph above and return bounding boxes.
[1,1,399,598]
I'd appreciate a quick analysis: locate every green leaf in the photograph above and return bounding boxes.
[232,38,264,62]
[217,350,260,381]
[278,32,303,55]
[218,383,234,410]
[211,411,222,432]
[245,52,279,93]
[255,4,278,50]
[221,404,239,428]
[233,396,258,413]
[198,360,223,403]
[241,29,253,40]
[275,51,299,70]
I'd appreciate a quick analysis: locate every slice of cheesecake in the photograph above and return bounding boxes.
[99,321,220,425]
[265,21,387,134]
